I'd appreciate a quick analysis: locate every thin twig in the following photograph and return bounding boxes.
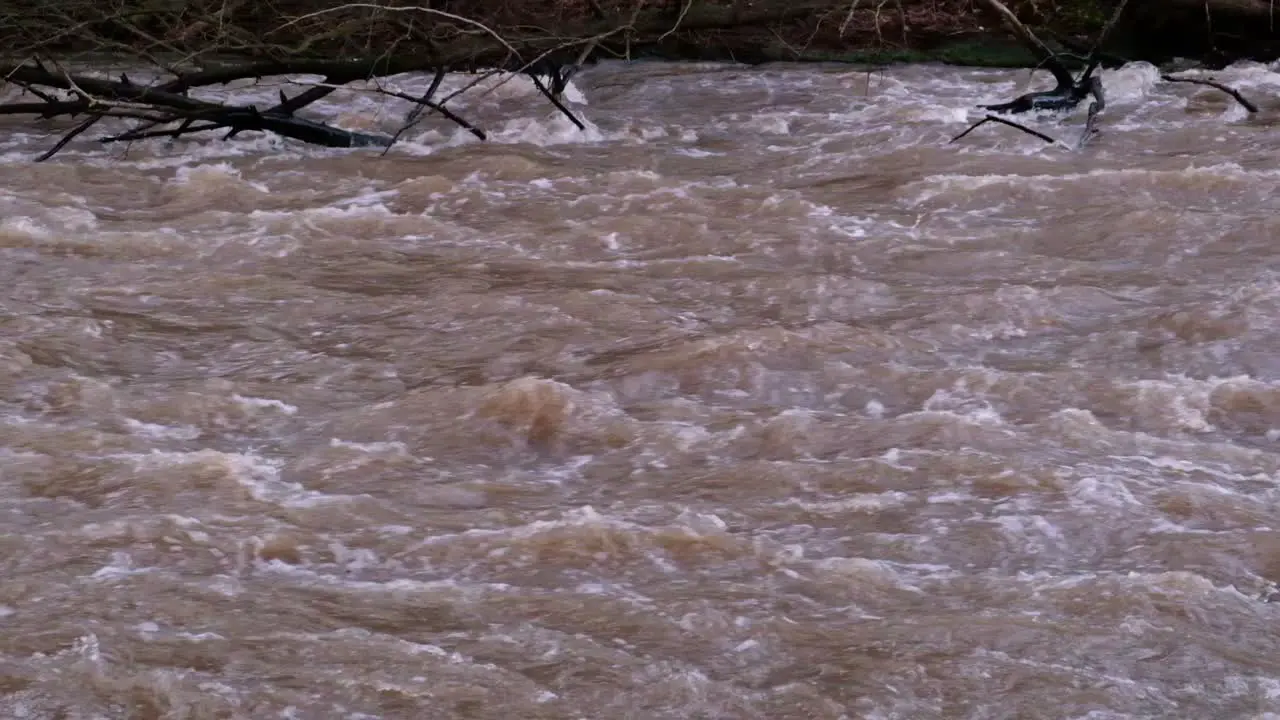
[270,4,520,61]
[658,0,694,43]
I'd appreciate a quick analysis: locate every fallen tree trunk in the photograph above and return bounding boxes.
[2,64,395,148]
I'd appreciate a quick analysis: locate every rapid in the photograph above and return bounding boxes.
[2,58,1280,718]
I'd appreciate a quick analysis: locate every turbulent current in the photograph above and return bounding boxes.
[2,58,1280,719]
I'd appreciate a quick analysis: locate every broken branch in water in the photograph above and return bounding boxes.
[975,0,1127,116]
[1160,74,1259,113]
[950,114,1059,145]
[372,82,488,142]
[527,73,586,131]
[383,67,451,153]
[37,114,105,162]
[956,0,1128,148]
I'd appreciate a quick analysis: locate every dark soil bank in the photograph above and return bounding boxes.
[1,0,1276,69]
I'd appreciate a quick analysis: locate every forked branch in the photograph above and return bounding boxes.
[1160,74,1259,113]
[958,0,1130,149]
[950,114,1059,145]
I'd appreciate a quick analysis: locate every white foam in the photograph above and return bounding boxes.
[903,162,1279,205]
[787,491,910,513]
[328,438,411,455]
[88,551,150,581]
[111,449,359,508]
[124,418,202,441]
[231,394,299,415]
[1069,476,1144,509]
[174,162,270,193]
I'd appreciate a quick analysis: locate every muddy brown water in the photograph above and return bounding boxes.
[3,58,1280,719]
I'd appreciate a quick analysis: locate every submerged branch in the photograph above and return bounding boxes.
[371,84,487,141]
[528,72,586,131]
[1160,74,1259,113]
[950,114,1059,144]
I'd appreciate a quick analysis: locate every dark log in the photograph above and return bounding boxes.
[0,99,93,116]
[224,78,342,140]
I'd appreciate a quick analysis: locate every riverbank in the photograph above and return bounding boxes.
[1,0,1276,71]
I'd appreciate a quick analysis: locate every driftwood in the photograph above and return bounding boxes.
[954,0,1262,149]
[977,0,1125,113]
[948,0,1128,148]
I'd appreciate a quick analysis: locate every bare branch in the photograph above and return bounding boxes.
[528,72,586,131]
[658,0,695,43]
[269,3,521,62]
[950,114,1059,145]
[1161,73,1259,113]
[839,0,863,38]
[36,115,105,162]
[977,0,1073,88]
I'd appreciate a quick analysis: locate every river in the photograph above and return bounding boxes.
[2,58,1280,719]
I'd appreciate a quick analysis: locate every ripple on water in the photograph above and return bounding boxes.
[3,59,1280,718]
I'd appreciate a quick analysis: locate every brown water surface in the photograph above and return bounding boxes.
[3,59,1280,719]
